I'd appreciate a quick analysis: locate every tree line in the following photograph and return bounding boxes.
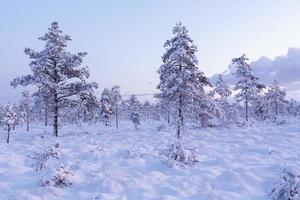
[1,22,299,144]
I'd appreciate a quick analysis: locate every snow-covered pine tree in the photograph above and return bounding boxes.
[142,101,152,121]
[31,86,52,126]
[128,95,141,129]
[3,104,17,143]
[232,54,262,122]
[156,22,211,138]
[19,91,31,131]
[79,92,99,123]
[100,88,112,126]
[11,22,98,137]
[287,99,300,117]
[265,80,287,119]
[110,85,122,128]
[252,93,268,122]
[214,74,232,124]
[215,74,232,101]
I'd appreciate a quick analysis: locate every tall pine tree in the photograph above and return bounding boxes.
[11,22,98,137]
[156,22,210,138]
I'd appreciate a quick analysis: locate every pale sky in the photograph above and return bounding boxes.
[1,0,300,101]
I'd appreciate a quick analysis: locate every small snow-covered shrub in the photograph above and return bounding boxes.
[28,143,60,171]
[161,140,199,166]
[91,140,106,159]
[41,165,74,187]
[157,124,167,132]
[270,168,300,200]
[122,146,142,159]
[275,118,288,126]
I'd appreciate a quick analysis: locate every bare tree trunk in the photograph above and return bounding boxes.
[275,95,278,116]
[26,107,29,132]
[7,125,10,144]
[167,109,170,124]
[45,101,48,126]
[115,103,119,129]
[245,99,248,122]
[53,94,58,137]
[177,93,183,139]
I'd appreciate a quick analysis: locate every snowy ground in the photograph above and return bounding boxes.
[1,120,300,200]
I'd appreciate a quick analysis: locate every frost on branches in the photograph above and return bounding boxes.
[265,80,287,120]
[110,85,122,128]
[19,91,31,132]
[232,54,264,122]
[156,22,211,138]
[100,88,112,126]
[128,95,142,129]
[11,22,98,137]
[270,168,300,200]
[2,104,17,143]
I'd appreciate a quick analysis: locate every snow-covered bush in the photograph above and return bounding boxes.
[157,124,167,132]
[162,140,199,166]
[2,103,18,143]
[122,146,142,159]
[41,164,74,187]
[270,168,300,200]
[28,143,60,171]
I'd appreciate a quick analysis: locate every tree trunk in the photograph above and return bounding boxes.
[115,104,119,129]
[167,110,170,124]
[245,99,248,122]
[44,101,48,126]
[7,125,10,144]
[53,94,58,137]
[26,107,29,132]
[275,95,278,116]
[177,93,183,139]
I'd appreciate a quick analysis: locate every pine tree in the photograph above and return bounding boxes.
[32,86,52,126]
[100,88,112,126]
[214,74,232,124]
[156,22,210,138]
[232,54,261,122]
[287,99,299,117]
[3,104,17,143]
[11,22,98,137]
[110,85,122,128]
[19,91,31,131]
[265,80,287,119]
[128,95,141,129]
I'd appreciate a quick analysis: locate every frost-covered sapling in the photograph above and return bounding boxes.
[128,95,141,129]
[270,168,300,200]
[3,104,17,144]
[28,143,60,171]
[110,85,122,128]
[19,91,31,131]
[162,139,199,166]
[41,164,74,187]
[100,88,112,126]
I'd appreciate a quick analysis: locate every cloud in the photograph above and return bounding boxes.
[211,48,300,100]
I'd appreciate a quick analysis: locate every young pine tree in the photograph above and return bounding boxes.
[128,95,141,129]
[11,22,98,137]
[19,91,31,132]
[3,104,17,144]
[265,80,287,119]
[110,85,122,128]
[156,22,210,138]
[232,54,261,122]
[100,88,112,126]
[214,74,232,124]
